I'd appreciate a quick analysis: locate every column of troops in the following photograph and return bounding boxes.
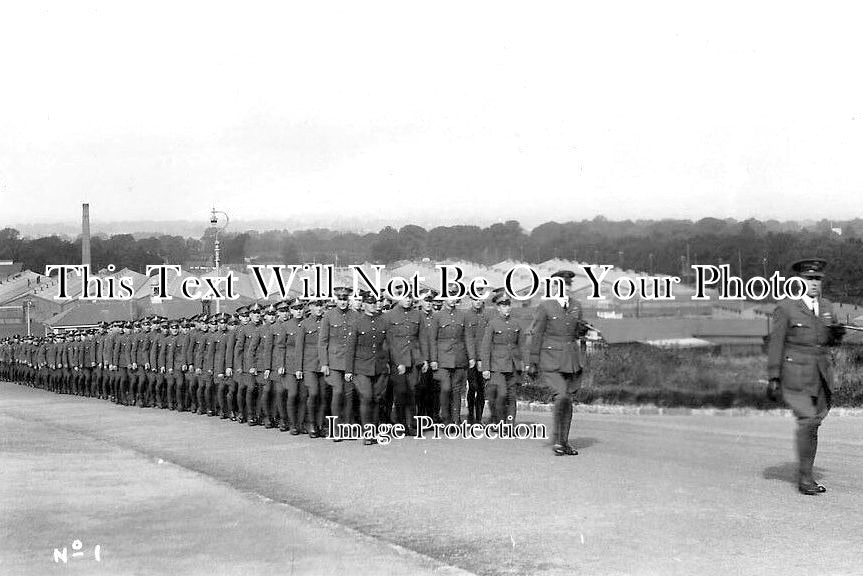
[1,271,588,454]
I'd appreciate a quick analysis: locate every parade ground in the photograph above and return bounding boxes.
[2,382,863,576]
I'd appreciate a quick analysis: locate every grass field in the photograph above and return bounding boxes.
[518,343,863,409]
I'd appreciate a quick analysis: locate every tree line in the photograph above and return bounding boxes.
[1,217,861,303]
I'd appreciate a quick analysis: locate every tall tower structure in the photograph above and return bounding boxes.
[82,203,92,268]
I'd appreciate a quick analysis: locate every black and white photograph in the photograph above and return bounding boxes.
[2,2,863,575]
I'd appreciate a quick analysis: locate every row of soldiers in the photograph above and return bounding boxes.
[1,283,558,445]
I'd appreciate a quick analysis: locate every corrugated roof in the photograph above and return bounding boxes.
[45,301,136,327]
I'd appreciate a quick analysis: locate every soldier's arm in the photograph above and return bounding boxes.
[766,305,788,381]
[295,327,306,373]
[418,314,429,363]
[318,316,330,369]
[428,316,439,364]
[480,321,493,369]
[345,320,358,375]
[526,305,548,366]
[464,315,476,362]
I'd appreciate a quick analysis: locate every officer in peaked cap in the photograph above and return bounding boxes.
[527,269,585,456]
[768,257,844,495]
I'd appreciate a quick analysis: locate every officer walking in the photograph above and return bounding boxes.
[767,258,845,495]
[527,270,586,456]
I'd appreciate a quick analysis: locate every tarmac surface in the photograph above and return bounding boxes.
[2,381,863,575]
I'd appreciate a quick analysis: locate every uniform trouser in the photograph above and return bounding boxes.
[80,368,92,396]
[487,371,519,424]
[437,367,466,424]
[198,373,214,413]
[134,368,148,404]
[213,376,230,416]
[277,374,305,429]
[304,371,326,432]
[466,364,485,423]
[544,370,580,446]
[237,374,254,420]
[416,369,435,418]
[225,376,240,416]
[326,370,354,425]
[165,371,182,408]
[148,372,161,406]
[355,373,388,426]
[187,373,201,410]
[256,374,273,422]
[391,367,420,431]
[784,382,831,484]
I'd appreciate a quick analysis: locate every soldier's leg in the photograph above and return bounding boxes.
[214,376,227,418]
[282,374,298,432]
[794,385,830,486]
[227,377,239,419]
[236,375,249,422]
[380,374,393,424]
[303,371,322,436]
[466,365,481,424]
[505,371,519,424]
[490,372,507,424]
[544,371,568,448]
[176,371,186,411]
[404,368,419,433]
[245,374,258,424]
[327,370,347,430]
[450,368,466,424]
[257,375,273,427]
[282,374,300,434]
[165,372,176,409]
[437,369,452,423]
[355,374,374,426]
[203,374,215,415]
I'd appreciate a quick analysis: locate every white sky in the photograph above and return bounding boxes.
[1,1,862,228]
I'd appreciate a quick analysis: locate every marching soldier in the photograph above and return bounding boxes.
[429,284,474,425]
[211,314,233,418]
[466,290,491,424]
[161,321,182,410]
[113,322,134,405]
[527,270,586,456]
[256,304,278,427]
[345,291,389,444]
[480,290,527,424]
[242,303,265,425]
[767,258,845,495]
[297,300,326,437]
[417,290,438,419]
[319,287,356,435]
[232,306,254,423]
[383,292,428,435]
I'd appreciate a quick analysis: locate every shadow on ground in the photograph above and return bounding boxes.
[763,461,827,486]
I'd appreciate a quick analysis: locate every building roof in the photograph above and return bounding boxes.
[45,301,136,328]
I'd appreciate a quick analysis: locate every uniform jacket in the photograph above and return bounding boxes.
[297,315,323,372]
[318,308,354,371]
[272,318,301,374]
[480,313,526,373]
[767,297,839,395]
[345,312,388,376]
[467,307,491,364]
[527,299,584,374]
[114,333,132,368]
[241,322,264,373]
[383,306,427,367]
[429,308,474,368]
